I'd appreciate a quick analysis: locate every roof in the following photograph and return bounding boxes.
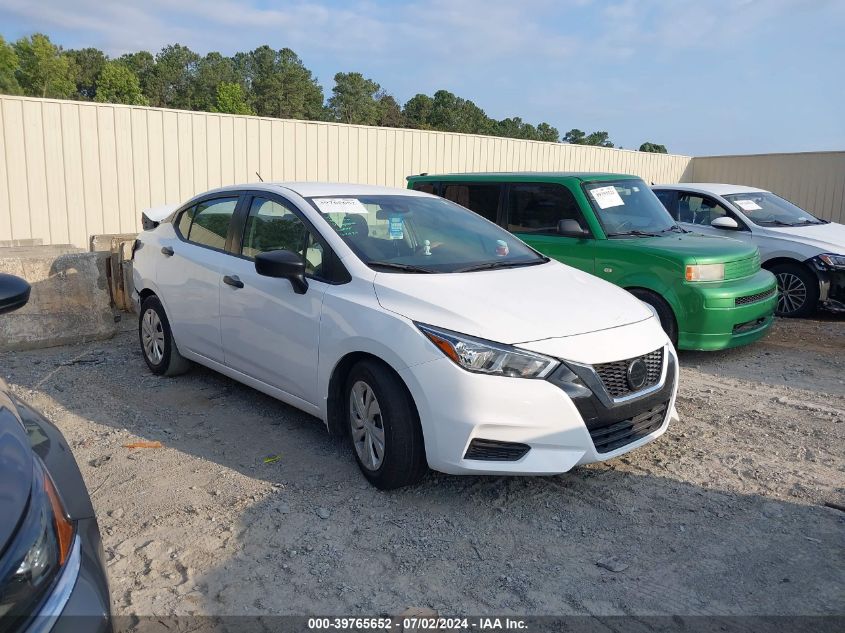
[653,182,770,196]
[406,171,638,182]
[188,182,430,199]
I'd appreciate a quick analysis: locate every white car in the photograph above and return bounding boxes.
[653,183,845,317]
[132,183,678,489]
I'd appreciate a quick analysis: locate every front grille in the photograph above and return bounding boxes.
[724,253,761,280]
[735,287,776,306]
[589,402,668,453]
[464,438,530,461]
[593,348,663,398]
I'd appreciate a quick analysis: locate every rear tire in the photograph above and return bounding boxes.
[770,262,818,317]
[345,359,426,490]
[139,295,192,376]
[629,289,678,349]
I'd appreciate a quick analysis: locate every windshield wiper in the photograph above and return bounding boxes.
[456,259,547,273]
[368,261,437,274]
[608,230,661,238]
[661,225,688,234]
[760,219,797,227]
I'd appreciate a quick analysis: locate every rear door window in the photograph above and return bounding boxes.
[507,183,587,235]
[653,190,677,218]
[443,183,502,223]
[181,197,239,250]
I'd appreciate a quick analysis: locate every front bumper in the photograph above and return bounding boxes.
[677,269,778,351]
[401,346,679,476]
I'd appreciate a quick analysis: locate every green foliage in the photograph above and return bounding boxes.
[238,45,324,120]
[213,82,254,115]
[0,32,646,147]
[0,35,21,95]
[95,61,147,105]
[13,33,75,98]
[67,47,106,99]
[328,72,382,125]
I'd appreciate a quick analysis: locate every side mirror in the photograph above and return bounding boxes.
[0,273,31,315]
[254,250,308,294]
[711,216,740,230]
[557,219,588,238]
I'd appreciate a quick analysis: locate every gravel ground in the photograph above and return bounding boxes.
[1,315,843,619]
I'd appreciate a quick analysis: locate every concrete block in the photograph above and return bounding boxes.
[0,245,118,351]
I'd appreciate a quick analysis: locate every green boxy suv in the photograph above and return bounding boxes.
[408,172,778,351]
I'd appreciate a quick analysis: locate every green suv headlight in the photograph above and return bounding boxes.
[685,263,725,282]
[416,323,559,378]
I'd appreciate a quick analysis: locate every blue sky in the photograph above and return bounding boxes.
[1,0,843,156]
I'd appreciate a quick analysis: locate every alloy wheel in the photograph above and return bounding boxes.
[776,272,807,315]
[141,308,165,364]
[349,380,385,471]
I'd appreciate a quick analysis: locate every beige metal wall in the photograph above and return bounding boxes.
[686,152,845,223]
[0,96,693,248]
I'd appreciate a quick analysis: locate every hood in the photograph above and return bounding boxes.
[760,222,845,254]
[0,382,33,555]
[373,260,653,344]
[617,232,758,264]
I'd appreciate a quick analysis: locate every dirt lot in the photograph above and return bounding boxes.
[1,316,843,619]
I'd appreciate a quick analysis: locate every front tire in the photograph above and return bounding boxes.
[345,359,426,490]
[139,295,192,376]
[770,262,819,317]
[629,288,678,348]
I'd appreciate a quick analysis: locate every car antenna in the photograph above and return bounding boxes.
[256,171,264,182]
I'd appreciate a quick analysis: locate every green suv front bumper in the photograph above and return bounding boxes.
[676,269,778,351]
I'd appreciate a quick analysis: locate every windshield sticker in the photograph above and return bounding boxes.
[496,240,510,257]
[312,198,369,214]
[590,186,625,209]
[733,199,763,212]
[388,216,404,240]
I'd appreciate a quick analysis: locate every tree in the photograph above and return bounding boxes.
[94,61,147,105]
[238,45,324,120]
[428,90,493,134]
[67,47,107,99]
[639,141,668,153]
[563,128,586,144]
[584,131,614,147]
[213,82,254,115]
[328,72,381,125]
[13,33,75,98]
[118,51,156,97]
[145,44,200,108]
[403,93,433,129]
[536,122,560,143]
[377,93,405,128]
[0,36,21,95]
[192,52,240,112]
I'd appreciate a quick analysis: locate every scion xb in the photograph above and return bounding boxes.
[408,173,778,351]
[132,183,679,489]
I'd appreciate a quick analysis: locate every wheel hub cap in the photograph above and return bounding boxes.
[141,308,165,364]
[776,272,807,315]
[349,380,385,471]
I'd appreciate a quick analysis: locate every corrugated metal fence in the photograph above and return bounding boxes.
[1,96,842,248]
[0,96,692,247]
[685,152,845,224]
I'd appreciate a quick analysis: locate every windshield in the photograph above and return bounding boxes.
[308,194,546,273]
[583,179,678,237]
[723,192,823,227]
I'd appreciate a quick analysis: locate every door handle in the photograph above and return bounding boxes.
[223,275,244,289]
[161,246,174,257]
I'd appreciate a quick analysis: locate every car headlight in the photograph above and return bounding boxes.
[818,253,845,268]
[685,263,725,282]
[416,323,559,378]
[0,457,74,622]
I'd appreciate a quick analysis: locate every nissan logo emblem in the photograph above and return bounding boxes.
[627,358,648,391]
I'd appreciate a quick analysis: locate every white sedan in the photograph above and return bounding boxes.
[653,183,845,317]
[132,183,678,489]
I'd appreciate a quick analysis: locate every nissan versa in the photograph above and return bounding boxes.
[408,173,778,351]
[132,183,679,489]
[0,274,112,633]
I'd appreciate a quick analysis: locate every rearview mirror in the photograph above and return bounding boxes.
[0,273,31,315]
[711,216,740,230]
[557,219,588,238]
[254,250,308,294]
